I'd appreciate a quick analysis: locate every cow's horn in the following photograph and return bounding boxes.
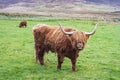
[85,23,98,36]
[58,23,74,35]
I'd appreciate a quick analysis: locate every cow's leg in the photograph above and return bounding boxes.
[25,24,27,28]
[35,49,39,63]
[34,43,40,63]
[38,49,45,65]
[57,54,64,70]
[71,59,77,72]
[34,44,45,65]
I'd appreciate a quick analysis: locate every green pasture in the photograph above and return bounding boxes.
[0,19,120,80]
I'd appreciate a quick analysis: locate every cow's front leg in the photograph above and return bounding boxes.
[71,59,77,72]
[57,54,64,70]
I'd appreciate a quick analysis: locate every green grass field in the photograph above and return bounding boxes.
[0,19,120,80]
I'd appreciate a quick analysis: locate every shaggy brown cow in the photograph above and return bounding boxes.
[32,23,98,72]
[19,20,27,28]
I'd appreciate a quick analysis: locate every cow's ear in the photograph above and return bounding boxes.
[85,35,90,40]
[71,41,76,48]
[67,34,72,36]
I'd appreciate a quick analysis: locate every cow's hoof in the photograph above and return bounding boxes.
[72,69,77,72]
[57,66,61,70]
[40,62,44,65]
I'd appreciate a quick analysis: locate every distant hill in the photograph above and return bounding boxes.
[0,0,34,8]
[0,0,120,8]
[86,0,120,6]
[0,0,120,19]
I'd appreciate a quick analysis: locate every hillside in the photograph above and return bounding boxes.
[0,0,120,19]
[86,0,120,6]
[0,0,120,7]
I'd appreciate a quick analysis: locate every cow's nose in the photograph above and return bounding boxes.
[77,43,83,50]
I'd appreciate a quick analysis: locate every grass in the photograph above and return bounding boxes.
[0,18,120,80]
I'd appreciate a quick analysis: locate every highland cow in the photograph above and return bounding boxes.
[32,23,98,72]
[19,20,27,28]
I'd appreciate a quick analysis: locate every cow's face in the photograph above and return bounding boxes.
[58,23,98,50]
[69,31,90,50]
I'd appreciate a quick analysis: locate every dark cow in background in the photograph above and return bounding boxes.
[32,23,98,72]
[19,20,27,28]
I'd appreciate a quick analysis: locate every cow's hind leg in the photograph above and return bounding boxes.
[34,44,45,65]
[34,45,39,63]
[38,49,45,65]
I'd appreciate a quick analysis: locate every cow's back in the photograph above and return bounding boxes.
[32,24,57,48]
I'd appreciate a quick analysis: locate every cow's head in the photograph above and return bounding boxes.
[58,23,98,50]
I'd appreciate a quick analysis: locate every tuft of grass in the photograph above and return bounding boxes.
[0,19,120,80]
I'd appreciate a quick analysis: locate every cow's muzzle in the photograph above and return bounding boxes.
[77,43,84,50]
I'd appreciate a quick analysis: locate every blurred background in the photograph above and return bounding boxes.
[0,0,120,21]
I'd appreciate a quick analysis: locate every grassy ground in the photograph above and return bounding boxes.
[0,19,120,80]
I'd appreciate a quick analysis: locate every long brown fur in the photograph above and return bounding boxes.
[19,20,27,28]
[32,24,91,72]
